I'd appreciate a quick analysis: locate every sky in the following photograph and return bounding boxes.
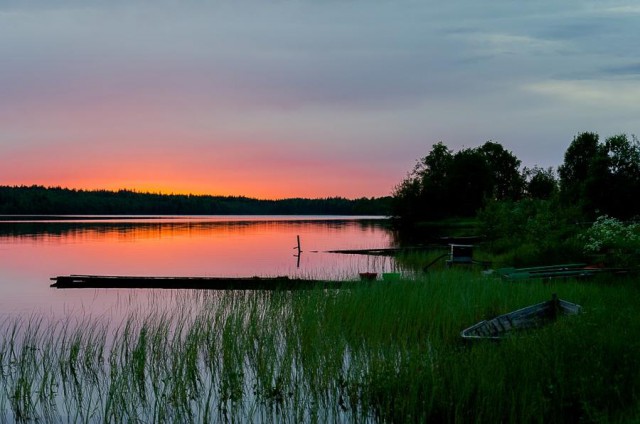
[1,1,639,199]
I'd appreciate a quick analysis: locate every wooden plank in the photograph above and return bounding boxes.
[507,263,586,273]
[559,300,582,314]
[325,246,441,255]
[496,316,512,332]
[479,325,491,336]
[50,275,345,290]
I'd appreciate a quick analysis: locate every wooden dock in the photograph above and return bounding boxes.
[50,275,349,290]
[326,246,441,256]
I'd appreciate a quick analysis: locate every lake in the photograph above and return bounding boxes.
[0,216,396,318]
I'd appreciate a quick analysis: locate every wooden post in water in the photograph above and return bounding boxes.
[294,235,302,268]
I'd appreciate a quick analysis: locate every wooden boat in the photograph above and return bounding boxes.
[497,263,591,280]
[461,294,581,340]
[497,263,635,281]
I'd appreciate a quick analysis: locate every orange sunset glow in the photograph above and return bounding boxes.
[3,136,399,198]
[2,2,639,199]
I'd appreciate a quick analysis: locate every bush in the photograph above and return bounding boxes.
[478,199,584,267]
[579,215,640,267]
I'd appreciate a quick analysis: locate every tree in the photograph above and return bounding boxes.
[391,177,423,224]
[418,141,453,187]
[418,142,453,219]
[558,132,600,208]
[446,148,493,216]
[478,141,524,200]
[523,166,557,199]
[391,140,527,222]
[593,134,640,218]
[391,142,454,222]
[559,132,640,219]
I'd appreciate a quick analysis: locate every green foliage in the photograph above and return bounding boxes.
[580,216,640,254]
[446,148,493,217]
[392,141,523,224]
[579,215,640,267]
[390,176,423,225]
[558,132,600,205]
[478,141,524,200]
[559,132,640,219]
[392,142,453,223]
[475,131,640,266]
[523,166,558,199]
[393,131,640,232]
[478,198,584,267]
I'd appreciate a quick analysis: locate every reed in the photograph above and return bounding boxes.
[1,271,639,422]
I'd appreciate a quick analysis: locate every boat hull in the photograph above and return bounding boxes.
[461,296,581,340]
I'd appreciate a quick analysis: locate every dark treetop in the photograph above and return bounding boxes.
[0,186,392,216]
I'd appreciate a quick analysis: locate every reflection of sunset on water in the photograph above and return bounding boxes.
[0,217,393,317]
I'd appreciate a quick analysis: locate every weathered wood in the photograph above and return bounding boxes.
[498,263,636,281]
[438,235,484,244]
[326,246,441,256]
[499,264,591,280]
[50,275,347,290]
[461,295,582,340]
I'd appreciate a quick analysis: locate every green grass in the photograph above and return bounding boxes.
[1,271,640,423]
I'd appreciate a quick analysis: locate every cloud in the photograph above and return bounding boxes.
[598,5,640,14]
[1,0,639,196]
[524,79,640,107]
[454,32,564,57]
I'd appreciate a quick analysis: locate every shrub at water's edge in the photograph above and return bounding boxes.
[579,215,640,267]
[477,197,585,267]
[476,202,640,269]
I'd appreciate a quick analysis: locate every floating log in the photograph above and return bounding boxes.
[50,275,351,290]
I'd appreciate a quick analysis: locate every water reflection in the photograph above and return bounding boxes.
[0,216,388,240]
[0,216,395,317]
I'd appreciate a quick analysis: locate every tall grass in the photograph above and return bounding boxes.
[1,271,639,422]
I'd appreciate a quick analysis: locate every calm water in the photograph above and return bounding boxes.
[0,216,395,318]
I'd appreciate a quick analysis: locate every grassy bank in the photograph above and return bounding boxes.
[1,271,639,423]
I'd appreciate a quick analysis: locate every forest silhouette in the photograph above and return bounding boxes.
[0,186,391,216]
[391,132,640,225]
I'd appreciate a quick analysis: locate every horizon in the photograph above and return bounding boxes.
[1,184,391,201]
[1,1,638,198]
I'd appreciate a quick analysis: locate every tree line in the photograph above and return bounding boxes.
[392,132,640,224]
[0,186,392,216]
